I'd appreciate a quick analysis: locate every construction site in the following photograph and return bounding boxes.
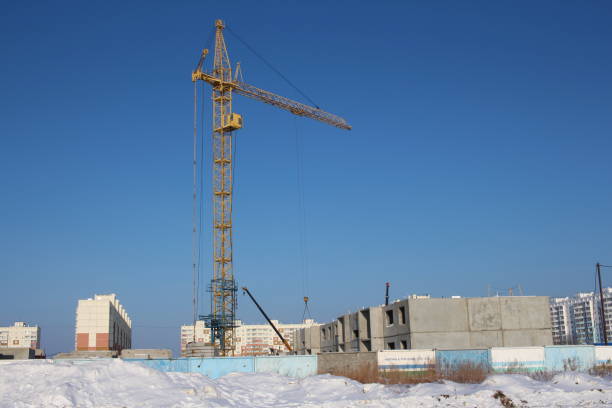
[3,3,612,406]
[180,19,556,359]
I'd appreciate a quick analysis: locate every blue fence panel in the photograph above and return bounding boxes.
[189,357,254,379]
[436,349,490,370]
[544,345,595,371]
[254,355,317,378]
[127,358,191,372]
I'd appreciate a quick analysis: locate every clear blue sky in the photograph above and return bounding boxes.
[1,1,611,356]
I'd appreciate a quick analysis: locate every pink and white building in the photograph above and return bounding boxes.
[75,294,132,351]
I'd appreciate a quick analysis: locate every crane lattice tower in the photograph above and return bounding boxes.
[192,19,350,356]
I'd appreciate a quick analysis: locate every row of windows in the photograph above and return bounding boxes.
[385,306,407,326]
[385,340,408,350]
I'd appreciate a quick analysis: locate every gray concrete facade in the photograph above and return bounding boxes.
[383,296,553,350]
[295,296,553,354]
[294,323,321,354]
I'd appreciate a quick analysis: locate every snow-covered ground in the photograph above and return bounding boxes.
[1,359,611,407]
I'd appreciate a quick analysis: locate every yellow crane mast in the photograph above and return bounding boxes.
[193,19,350,356]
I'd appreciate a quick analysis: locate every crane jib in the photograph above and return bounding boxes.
[193,71,351,130]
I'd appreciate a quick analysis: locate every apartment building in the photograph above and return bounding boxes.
[296,295,553,354]
[549,287,612,345]
[180,320,211,354]
[549,297,572,344]
[0,322,40,349]
[180,319,318,356]
[75,294,132,351]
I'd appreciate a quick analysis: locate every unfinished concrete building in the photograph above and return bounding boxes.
[295,295,553,354]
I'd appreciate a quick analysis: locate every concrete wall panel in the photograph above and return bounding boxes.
[544,345,595,371]
[594,346,612,365]
[490,347,545,372]
[254,355,316,378]
[408,298,469,333]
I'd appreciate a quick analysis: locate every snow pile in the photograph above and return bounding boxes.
[0,359,611,407]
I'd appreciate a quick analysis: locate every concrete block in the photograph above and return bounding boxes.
[317,351,377,374]
[408,298,469,333]
[468,297,501,331]
[502,329,553,347]
[410,331,471,350]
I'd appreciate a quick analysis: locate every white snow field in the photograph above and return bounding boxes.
[0,359,611,407]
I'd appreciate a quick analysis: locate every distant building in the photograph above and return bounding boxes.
[549,287,612,345]
[549,297,572,344]
[296,295,553,354]
[180,319,318,356]
[75,294,132,351]
[0,322,40,349]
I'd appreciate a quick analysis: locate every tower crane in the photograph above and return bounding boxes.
[193,19,351,356]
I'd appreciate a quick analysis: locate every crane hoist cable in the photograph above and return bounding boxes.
[196,80,206,317]
[191,81,198,339]
[294,118,310,305]
[225,24,320,109]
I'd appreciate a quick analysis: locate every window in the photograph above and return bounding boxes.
[400,340,408,349]
[353,329,359,339]
[386,342,395,350]
[13,340,19,345]
[399,306,406,325]
[386,310,394,325]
